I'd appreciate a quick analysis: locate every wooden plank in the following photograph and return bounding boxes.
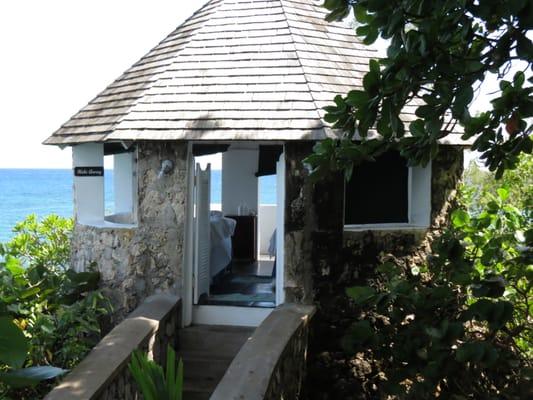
[132,100,317,112]
[296,50,373,63]
[117,110,320,121]
[171,51,299,62]
[106,128,329,141]
[160,74,308,86]
[186,35,293,49]
[147,83,311,95]
[116,118,323,130]
[179,43,297,56]
[195,28,292,41]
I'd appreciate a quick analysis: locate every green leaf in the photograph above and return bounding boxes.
[0,366,67,388]
[346,286,376,304]
[451,209,470,228]
[516,34,533,59]
[0,317,28,369]
[5,257,24,277]
[345,90,369,108]
[496,187,509,201]
[409,119,425,137]
[341,320,374,352]
[456,342,499,366]
[456,342,486,363]
[467,299,514,330]
[453,86,474,118]
[377,262,400,278]
[425,326,445,340]
[363,68,380,94]
[354,4,372,24]
[513,71,525,88]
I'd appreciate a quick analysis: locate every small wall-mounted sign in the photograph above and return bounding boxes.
[74,167,104,177]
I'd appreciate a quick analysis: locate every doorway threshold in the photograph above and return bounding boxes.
[192,305,273,327]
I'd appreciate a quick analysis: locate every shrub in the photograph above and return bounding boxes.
[343,188,532,398]
[0,215,111,399]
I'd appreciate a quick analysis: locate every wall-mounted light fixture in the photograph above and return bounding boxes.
[158,159,174,179]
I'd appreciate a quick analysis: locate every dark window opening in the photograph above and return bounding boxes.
[345,151,409,224]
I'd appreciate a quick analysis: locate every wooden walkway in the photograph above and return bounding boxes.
[179,324,255,400]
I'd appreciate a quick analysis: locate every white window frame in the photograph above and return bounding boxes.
[344,164,432,231]
[72,143,138,228]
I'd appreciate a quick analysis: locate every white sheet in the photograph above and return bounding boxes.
[209,211,236,279]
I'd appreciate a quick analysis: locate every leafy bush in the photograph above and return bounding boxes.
[343,189,532,398]
[0,215,111,399]
[464,153,532,219]
[0,316,67,391]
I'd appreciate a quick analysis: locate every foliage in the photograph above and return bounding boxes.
[0,317,66,389]
[463,152,532,217]
[343,188,532,398]
[306,0,532,180]
[129,345,183,400]
[0,215,111,399]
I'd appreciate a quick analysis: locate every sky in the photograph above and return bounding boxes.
[0,1,522,169]
[0,0,206,169]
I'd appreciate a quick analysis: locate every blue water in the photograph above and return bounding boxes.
[0,169,276,243]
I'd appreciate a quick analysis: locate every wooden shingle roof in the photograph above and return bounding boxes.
[44,0,464,145]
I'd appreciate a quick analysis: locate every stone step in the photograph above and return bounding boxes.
[183,376,220,396]
[179,324,255,399]
[181,355,231,382]
[182,390,211,400]
[179,324,254,357]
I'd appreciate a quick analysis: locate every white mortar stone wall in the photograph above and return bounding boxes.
[70,142,188,322]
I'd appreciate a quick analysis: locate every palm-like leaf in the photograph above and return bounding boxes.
[128,346,183,400]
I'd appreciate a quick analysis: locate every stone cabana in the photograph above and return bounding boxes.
[44,0,468,333]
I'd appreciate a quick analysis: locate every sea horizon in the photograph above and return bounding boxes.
[0,168,275,243]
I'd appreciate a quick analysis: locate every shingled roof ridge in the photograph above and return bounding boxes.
[278,0,325,131]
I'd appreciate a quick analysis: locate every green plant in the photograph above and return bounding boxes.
[0,317,66,389]
[129,345,183,400]
[343,188,532,398]
[0,214,112,398]
[463,153,533,218]
[306,0,531,181]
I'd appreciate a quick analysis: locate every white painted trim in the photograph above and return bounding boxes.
[182,143,195,327]
[344,223,429,232]
[183,141,286,327]
[409,163,432,227]
[193,163,211,304]
[73,143,105,225]
[192,305,273,327]
[78,221,137,229]
[343,163,432,231]
[113,152,136,217]
[275,152,286,306]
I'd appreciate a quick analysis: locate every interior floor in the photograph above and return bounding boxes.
[200,257,275,308]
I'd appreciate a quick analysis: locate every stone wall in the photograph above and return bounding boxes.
[282,143,464,399]
[264,308,313,400]
[211,303,316,400]
[44,295,181,400]
[70,141,188,322]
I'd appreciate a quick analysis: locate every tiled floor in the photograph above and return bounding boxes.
[200,257,276,308]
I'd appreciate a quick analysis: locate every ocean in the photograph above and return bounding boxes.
[0,169,276,243]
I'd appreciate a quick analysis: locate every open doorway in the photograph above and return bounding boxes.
[189,143,283,316]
